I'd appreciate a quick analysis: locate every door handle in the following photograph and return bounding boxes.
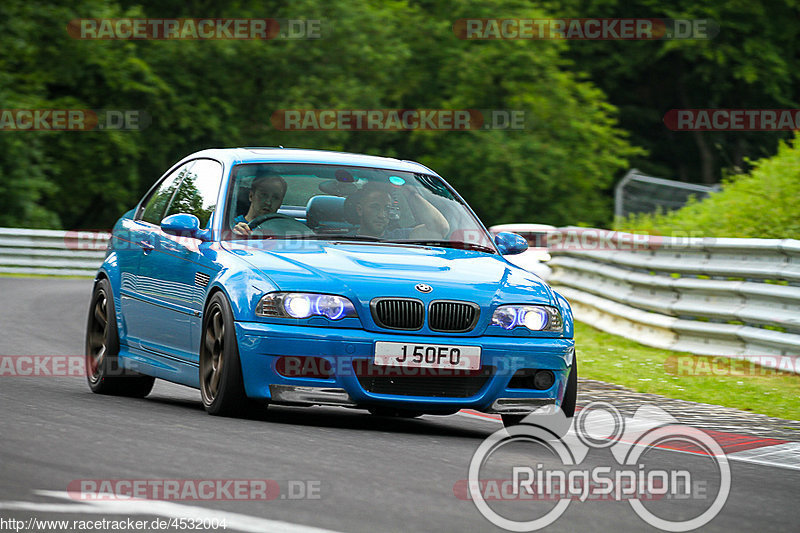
[139,240,155,255]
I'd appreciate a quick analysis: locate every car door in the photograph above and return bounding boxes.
[119,162,191,348]
[136,159,224,363]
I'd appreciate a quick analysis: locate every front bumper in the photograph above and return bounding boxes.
[267,385,557,414]
[235,321,575,414]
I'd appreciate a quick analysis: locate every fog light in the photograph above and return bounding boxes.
[275,356,333,379]
[533,370,555,390]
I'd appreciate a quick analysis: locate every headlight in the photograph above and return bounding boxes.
[490,305,562,332]
[257,292,358,320]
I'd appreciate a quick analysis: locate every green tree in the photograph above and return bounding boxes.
[0,0,644,230]
[617,132,800,238]
[552,0,800,184]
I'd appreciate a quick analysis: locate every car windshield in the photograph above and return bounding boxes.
[222,163,495,252]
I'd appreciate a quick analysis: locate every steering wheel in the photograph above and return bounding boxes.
[248,212,289,230]
[247,212,316,237]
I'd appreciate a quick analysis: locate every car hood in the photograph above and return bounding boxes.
[221,240,554,307]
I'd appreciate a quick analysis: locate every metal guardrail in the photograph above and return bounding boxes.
[614,169,718,219]
[0,227,108,277]
[2,225,798,371]
[546,227,800,371]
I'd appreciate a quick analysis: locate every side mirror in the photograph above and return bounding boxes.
[160,213,210,241]
[494,232,528,255]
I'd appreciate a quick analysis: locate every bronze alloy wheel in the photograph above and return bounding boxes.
[199,292,254,417]
[85,278,154,397]
[201,302,226,403]
[86,286,110,385]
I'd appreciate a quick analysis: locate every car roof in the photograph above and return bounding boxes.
[178,147,438,175]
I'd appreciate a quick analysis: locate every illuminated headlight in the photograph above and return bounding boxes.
[491,305,562,332]
[257,293,357,320]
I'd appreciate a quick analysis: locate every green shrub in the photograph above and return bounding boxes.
[616,132,800,238]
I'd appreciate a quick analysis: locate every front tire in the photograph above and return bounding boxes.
[200,292,254,417]
[85,278,155,397]
[560,355,578,418]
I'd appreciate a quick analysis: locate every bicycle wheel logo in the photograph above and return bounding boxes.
[467,402,730,532]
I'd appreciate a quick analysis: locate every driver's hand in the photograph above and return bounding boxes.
[233,222,252,236]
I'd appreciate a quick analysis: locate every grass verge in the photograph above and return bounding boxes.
[0,273,89,279]
[575,321,800,422]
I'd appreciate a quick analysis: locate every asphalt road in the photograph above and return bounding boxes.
[0,278,797,532]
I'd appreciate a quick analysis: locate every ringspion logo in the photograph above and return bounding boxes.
[464,403,730,531]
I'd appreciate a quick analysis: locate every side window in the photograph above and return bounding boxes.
[164,159,223,229]
[139,163,191,225]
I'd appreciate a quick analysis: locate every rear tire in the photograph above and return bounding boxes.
[501,356,578,432]
[85,278,155,397]
[200,292,255,417]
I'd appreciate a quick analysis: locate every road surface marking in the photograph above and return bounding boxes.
[457,409,800,471]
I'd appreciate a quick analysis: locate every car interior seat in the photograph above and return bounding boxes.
[306,195,354,234]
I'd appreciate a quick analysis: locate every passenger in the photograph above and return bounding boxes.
[233,172,288,236]
[345,182,449,239]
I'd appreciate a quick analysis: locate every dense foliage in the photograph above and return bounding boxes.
[1,0,797,231]
[617,132,800,238]
[556,0,800,184]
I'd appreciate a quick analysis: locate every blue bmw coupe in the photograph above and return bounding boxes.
[85,148,576,428]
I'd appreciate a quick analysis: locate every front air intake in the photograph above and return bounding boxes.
[428,301,480,332]
[371,298,424,330]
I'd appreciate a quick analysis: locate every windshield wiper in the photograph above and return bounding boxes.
[295,234,385,242]
[227,233,279,240]
[392,240,497,254]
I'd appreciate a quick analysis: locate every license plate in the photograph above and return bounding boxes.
[374,342,481,370]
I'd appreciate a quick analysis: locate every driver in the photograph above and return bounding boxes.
[233,172,288,236]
